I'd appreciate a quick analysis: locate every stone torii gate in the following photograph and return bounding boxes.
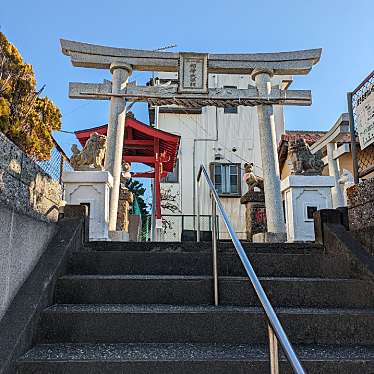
[61,39,321,237]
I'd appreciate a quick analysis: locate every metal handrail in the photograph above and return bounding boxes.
[196,164,305,374]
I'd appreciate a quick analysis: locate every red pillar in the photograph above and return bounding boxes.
[154,138,161,219]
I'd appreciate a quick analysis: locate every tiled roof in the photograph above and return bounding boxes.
[280,130,327,145]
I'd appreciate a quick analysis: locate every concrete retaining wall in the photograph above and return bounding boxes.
[0,132,63,320]
[0,203,56,320]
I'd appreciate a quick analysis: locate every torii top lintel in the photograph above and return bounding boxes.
[60,39,321,76]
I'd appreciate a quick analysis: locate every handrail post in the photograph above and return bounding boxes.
[197,178,201,242]
[211,198,219,306]
[268,324,279,374]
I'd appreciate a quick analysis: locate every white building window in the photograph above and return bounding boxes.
[211,163,241,196]
[223,86,238,114]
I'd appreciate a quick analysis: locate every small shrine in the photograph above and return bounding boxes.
[74,113,180,235]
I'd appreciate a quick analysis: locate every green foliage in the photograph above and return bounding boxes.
[127,179,149,216]
[0,32,61,160]
[127,179,151,235]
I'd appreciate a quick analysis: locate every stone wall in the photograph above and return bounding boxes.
[347,178,374,254]
[0,131,62,222]
[347,178,374,230]
[0,132,63,320]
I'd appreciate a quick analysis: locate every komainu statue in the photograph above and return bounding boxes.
[121,162,132,185]
[288,138,324,176]
[243,163,264,192]
[70,133,107,171]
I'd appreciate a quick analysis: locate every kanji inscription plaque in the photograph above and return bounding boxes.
[178,52,208,93]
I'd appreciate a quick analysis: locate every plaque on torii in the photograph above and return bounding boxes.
[61,39,321,237]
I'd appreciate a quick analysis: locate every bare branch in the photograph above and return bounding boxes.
[160,186,181,213]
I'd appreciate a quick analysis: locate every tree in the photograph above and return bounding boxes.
[160,186,181,214]
[0,32,61,160]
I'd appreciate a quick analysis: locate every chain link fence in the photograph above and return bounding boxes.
[357,146,374,177]
[36,138,72,183]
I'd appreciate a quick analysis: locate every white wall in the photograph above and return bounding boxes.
[157,72,288,240]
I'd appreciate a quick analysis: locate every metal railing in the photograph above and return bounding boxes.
[196,164,305,374]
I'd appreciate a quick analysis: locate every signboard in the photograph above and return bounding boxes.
[178,52,208,93]
[355,84,374,150]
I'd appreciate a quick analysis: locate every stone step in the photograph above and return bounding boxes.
[68,250,352,278]
[17,343,374,374]
[85,241,323,254]
[55,275,374,309]
[36,304,374,345]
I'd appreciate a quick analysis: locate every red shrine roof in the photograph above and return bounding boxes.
[74,115,180,173]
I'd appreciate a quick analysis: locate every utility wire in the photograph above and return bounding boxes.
[58,129,75,134]
[62,101,93,117]
[153,44,177,51]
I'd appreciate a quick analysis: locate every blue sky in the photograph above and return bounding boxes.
[1,0,373,203]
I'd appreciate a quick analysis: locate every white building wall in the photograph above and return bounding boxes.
[157,73,288,240]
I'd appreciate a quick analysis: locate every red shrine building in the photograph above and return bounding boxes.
[74,113,180,221]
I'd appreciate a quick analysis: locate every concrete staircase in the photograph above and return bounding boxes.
[16,241,374,373]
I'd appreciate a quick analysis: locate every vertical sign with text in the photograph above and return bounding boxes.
[356,84,374,150]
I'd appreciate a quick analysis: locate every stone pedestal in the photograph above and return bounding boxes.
[109,230,129,241]
[129,215,142,242]
[62,171,113,241]
[281,175,335,242]
[252,232,287,243]
[240,191,267,241]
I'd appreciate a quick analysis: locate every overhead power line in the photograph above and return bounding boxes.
[153,44,177,52]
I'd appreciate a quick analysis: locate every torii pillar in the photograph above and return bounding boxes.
[105,63,132,231]
[252,68,286,238]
